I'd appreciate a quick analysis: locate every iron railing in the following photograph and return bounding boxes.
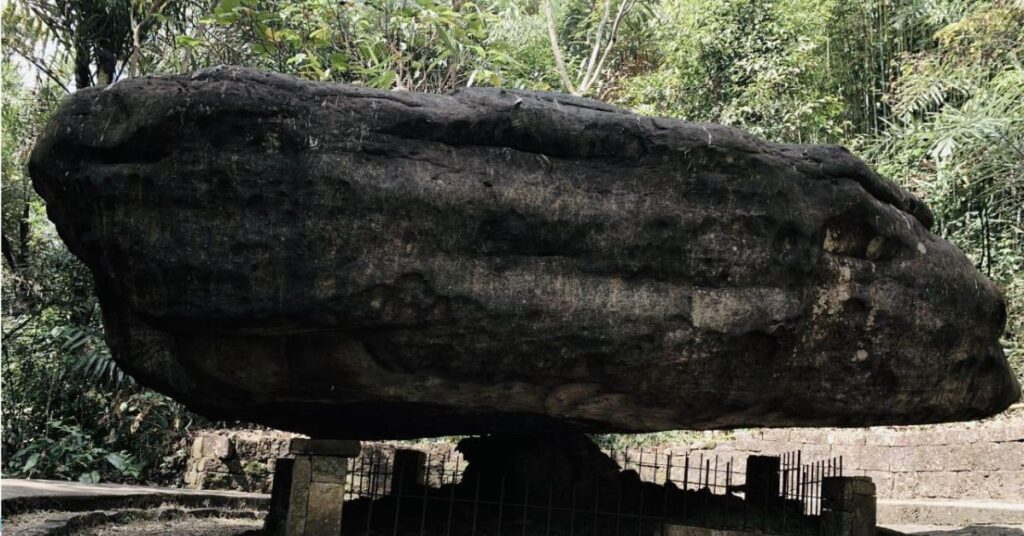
[339,444,844,536]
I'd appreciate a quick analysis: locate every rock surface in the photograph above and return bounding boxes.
[30,67,1019,438]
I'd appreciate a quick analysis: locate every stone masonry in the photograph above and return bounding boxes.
[184,431,464,495]
[183,430,298,494]
[184,405,1022,502]
[681,404,1023,502]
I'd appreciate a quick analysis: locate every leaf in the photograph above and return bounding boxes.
[175,35,204,48]
[329,53,350,72]
[22,453,39,472]
[214,0,242,15]
[374,70,397,89]
[106,452,126,471]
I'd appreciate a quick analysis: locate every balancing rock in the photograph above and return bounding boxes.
[30,67,1019,438]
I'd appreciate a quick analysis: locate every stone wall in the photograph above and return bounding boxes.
[183,431,464,494]
[682,404,1023,502]
[184,405,1023,502]
[183,430,298,493]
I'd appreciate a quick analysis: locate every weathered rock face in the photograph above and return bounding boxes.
[30,67,1019,438]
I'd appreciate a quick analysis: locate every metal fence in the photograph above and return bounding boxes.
[340,445,844,536]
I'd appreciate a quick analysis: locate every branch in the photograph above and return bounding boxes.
[11,49,71,94]
[127,0,174,77]
[581,0,636,95]
[580,0,612,91]
[2,234,20,273]
[543,0,577,95]
[1,313,38,343]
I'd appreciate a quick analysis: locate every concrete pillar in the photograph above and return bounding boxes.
[265,439,361,536]
[821,476,876,536]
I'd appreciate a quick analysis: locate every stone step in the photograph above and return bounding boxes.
[878,499,1024,526]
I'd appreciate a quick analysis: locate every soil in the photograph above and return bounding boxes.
[79,517,263,535]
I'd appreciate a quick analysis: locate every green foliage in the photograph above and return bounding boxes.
[168,0,539,91]
[614,0,847,143]
[865,2,1024,383]
[7,420,141,483]
[1,61,202,485]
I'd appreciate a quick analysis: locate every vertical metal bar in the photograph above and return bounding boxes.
[821,461,826,516]
[420,454,430,536]
[796,464,802,516]
[799,464,806,516]
[704,459,710,527]
[697,453,704,489]
[569,483,577,536]
[660,479,668,536]
[725,461,732,529]
[806,463,815,518]
[682,455,689,520]
[358,451,367,497]
[782,460,787,536]
[637,474,646,536]
[797,451,803,514]
[638,449,645,482]
[839,456,844,477]
[782,452,790,504]
[445,463,455,536]
[365,453,377,536]
[726,459,732,494]
[743,460,748,530]
[666,453,674,486]
[818,462,823,536]
[497,475,506,536]
[545,482,554,536]
[713,456,719,494]
[392,465,405,536]
[810,462,815,517]
[812,462,817,517]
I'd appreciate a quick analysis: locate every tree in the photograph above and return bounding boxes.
[7,0,183,89]
[542,0,640,96]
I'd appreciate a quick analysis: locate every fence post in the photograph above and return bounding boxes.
[821,477,876,536]
[263,438,360,536]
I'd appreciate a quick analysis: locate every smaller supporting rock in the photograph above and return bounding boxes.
[822,476,876,536]
[265,439,361,536]
[391,449,427,493]
[744,456,780,506]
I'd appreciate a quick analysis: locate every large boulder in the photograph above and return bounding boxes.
[30,67,1019,439]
